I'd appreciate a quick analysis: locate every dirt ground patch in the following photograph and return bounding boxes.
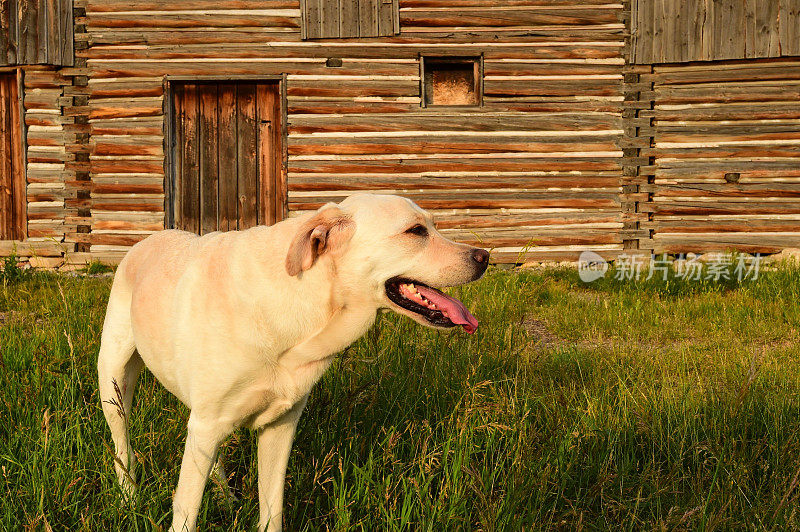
[520,316,560,347]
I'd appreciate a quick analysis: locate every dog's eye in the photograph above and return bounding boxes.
[405,224,428,237]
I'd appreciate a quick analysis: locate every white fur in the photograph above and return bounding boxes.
[97,194,487,531]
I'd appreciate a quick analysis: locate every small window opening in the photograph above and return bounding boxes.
[423,57,481,107]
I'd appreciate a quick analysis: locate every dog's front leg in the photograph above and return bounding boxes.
[257,395,309,532]
[170,415,228,532]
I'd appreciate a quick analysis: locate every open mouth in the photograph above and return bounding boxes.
[384,277,479,334]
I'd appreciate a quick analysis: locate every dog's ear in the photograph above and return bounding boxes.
[285,205,355,276]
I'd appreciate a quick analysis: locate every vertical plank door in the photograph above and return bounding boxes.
[171,81,282,234]
[0,71,25,240]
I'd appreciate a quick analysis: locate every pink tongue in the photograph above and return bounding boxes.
[416,286,479,334]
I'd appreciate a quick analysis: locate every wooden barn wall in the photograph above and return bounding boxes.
[644,59,800,254]
[631,0,800,64]
[78,0,627,264]
[0,66,79,261]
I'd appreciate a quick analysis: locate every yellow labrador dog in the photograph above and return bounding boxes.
[97,193,489,532]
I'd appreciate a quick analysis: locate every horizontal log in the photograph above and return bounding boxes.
[92,220,164,231]
[654,233,800,255]
[288,174,621,191]
[86,12,300,30]
[0,240,68,257]
[287,138,620,156]
[652,200,800,216]
[400,8,621,28]
[88,0,296,12]
[650,217,800,234]
[291,157,623,173]
[90,159,165,173]
[73,232,151,246]
[484,78,621,97]
[653,63,800,85]
[289,190,621,210]
[401,0,623,6]
[288,111,621,133]
[656,182,800,199]
[654,104,800,123]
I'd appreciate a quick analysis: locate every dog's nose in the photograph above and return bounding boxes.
[472,248,490,265]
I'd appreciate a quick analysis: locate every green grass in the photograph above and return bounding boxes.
[3,263,800,530]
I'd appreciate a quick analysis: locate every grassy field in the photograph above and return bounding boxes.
[3,260,800,530]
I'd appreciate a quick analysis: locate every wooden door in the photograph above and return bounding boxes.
[171,82,282,234]
[0,71,24,240]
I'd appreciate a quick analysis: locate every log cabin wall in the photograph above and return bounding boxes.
[644,59,800,255]
[625,0,800,257]
[5,1,800,266]
[77,0,628,264]
[0,0,76,262]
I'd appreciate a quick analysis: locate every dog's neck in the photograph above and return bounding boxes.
[237,253,379,406]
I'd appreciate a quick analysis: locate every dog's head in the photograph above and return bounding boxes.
[285,194,489,333]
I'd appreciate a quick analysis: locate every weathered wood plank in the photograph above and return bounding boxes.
[358,0,378,37]
[59,0,74,66]
[257,83,279,225]
[171,84,184,230]
[199,83,219,235]
[401,8,620,28]
[290,155,623,174]
[236,83,258,228]
[340,0,360,38]
[19,0,39,64]
[9,71,24,239]
[780,0,800,56]
[320,0,341,38]
[288,174,621,191]
[378,0,394,36]
[0,74,12,238]
[401,0,621,6]
[655,233,800,255]
[303,0,321,38]
[755,0,779,58]
[178,84,199,233]
[217,84,238,231]
[87,0,297,11]
[743,0,757,58]
[86,12,300,30]
[45,0,59,65]
[289,112,621,133]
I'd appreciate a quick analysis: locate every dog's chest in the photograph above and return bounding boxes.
[241,305,375,430]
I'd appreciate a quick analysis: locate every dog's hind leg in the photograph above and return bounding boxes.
[98,274,143,500]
